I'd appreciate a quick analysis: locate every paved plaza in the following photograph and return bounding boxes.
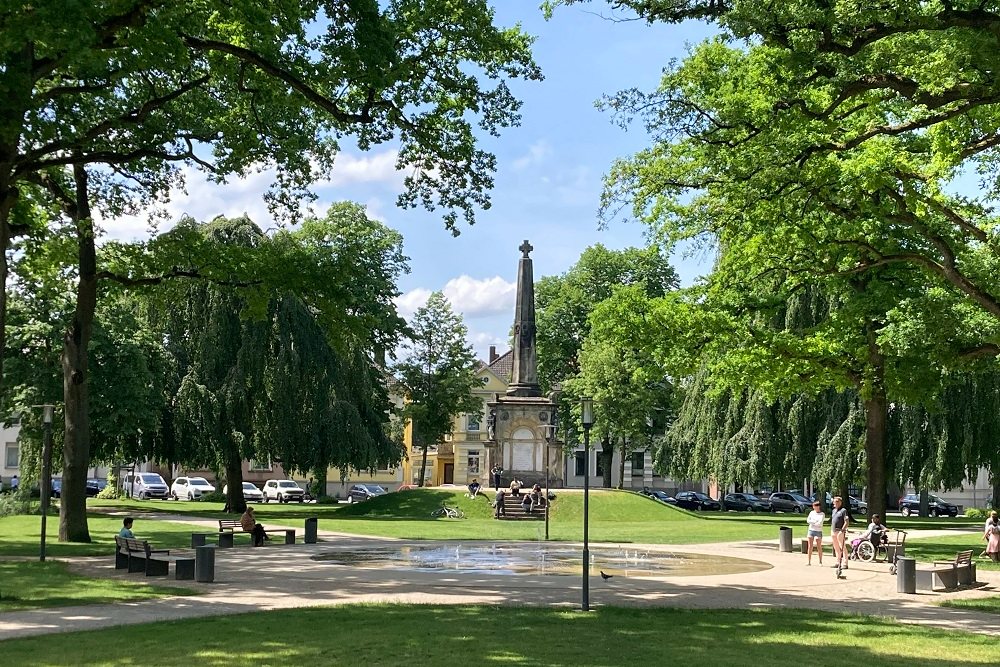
[1,514,998,641]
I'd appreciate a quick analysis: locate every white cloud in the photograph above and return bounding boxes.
[512,140,552,170]
[320,150,404,189]
[396,275,515,321]
[96,165,278,241]
[394,288,434,318]
[442,275,516,317]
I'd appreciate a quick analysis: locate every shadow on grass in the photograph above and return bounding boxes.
[0,605,991,666]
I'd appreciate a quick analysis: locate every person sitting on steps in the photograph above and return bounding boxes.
[521,492,533,514]
[509,478,522,497]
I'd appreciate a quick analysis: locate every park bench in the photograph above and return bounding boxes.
[115,536,194,580]
[916,549,976,591]
[218,518,296,546]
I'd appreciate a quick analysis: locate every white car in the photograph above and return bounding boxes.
[170,476,216,501]
[222,482,264,502]
[262,479,305,503]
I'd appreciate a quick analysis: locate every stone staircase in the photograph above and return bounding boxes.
[494,491,546,521]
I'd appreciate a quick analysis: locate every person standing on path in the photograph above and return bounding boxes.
[491,463,503,491]
[830,496,850,571]
[805,501,825,566]
[984,510,1000,562]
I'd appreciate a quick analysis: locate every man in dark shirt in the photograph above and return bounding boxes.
[830,496,850,572]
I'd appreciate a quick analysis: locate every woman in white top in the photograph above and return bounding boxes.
[805,501,825,566]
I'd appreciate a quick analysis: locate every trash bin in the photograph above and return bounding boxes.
[195,545,215,583]
[778,526,793,552]
[896,557,916,594]
[305,517,318,544]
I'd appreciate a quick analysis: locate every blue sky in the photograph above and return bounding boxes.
[104,3,717,360]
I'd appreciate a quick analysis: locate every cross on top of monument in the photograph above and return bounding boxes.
[519,239,533,258]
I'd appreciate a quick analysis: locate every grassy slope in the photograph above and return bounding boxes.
[0,605,989,666]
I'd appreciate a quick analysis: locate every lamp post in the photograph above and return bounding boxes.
[580,396,594,612]
[38,405,55,562]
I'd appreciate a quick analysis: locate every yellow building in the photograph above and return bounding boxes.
[399,346,511,487]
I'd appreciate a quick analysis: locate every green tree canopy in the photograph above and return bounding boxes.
[392,291,481,486]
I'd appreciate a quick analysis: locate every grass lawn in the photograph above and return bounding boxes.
[903,533,1000,571]
[0,513,216,557]
[940,596,1000,614]
[88,490,986,545]
[0,560,192,611]
[0,605,989,666]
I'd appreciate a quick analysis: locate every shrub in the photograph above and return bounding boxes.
[198,491,226,504]
[0,493,34,518]
[315,495,338,505]
[965,507,987,519]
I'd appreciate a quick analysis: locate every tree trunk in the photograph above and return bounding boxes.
[617,437,627,490]
[600,435,613,488]
[419,444,429,487]
[863,324,888,522]
[992,479,999,512]
[224,453,246,514]
[312,468,327,498]
[59,165,96,543]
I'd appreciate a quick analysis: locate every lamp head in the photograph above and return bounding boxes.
[581,396,594,428]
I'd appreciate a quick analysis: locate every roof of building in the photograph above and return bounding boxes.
[482,349,513,383]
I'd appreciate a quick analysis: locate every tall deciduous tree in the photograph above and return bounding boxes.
[393,292,481,486]
[549,0,1000,516]
[152,208,406,514]
[567,285,678,488]
[0,2,543,501]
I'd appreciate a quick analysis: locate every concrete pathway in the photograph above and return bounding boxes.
[1,516,998,641]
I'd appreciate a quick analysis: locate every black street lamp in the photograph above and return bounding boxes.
[37,404,55,562]
[580,396,594,611]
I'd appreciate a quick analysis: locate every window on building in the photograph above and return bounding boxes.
[466,412,481,432]
[467,450,480,474]
[249,459,271,471]
[631,451,645,472]
[574,451,587,477]
[595,453,606,477]
[5,443,19,468]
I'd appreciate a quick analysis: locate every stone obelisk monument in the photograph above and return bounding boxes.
[485,241,562,486]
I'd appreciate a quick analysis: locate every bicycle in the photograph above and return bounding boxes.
[431,504,465,519]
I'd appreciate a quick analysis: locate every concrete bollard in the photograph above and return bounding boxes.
[896,557,916,594]
[778,526,793,552]
[305,517,318,544]
[195,545,216,583]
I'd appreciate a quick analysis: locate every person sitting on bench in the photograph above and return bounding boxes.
[241,506,269,546]
[119,517,136,538]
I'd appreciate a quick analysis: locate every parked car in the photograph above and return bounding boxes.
[809,492,868,515]
[723,492,770,512]
[121,472,169,500]
[222,482,264,502]
[347,483,388,503]
[647,490,677,506]
[898,493,959,517]
[768,492,813,513]
[86,478,107,497]
[170,476,216,500]
[674,491,722,511]
[262,479,306,503]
